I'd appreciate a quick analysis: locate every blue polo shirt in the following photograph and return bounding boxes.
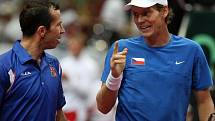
[101,35,213,121]
[0,40,66,121]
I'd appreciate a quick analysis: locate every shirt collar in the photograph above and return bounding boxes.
[12,40,54,66]
[12,40,33,64]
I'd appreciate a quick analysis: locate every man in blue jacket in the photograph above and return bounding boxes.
[0,0,67,121]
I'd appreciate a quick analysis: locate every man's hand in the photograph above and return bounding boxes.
[110,41,128,78]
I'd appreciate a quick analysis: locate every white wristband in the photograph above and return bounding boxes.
[106,71,123,91]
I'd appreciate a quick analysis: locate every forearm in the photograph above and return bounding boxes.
[198,98,214,121]
[96,41,127,114]
[195,89,215,121]
[96,83,118,114]
[56,109,67,121]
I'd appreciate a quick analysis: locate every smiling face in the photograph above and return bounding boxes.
[42,8,65,49]
[131,5,168,39]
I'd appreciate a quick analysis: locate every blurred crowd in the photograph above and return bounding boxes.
[0,0,215,121]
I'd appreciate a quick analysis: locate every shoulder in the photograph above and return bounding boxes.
[0,50,13,86]
[44,52,60,67]
[45,53,59,62]
[0,49,13,69]
[0,49,13,60]
[171,35,202,50]
[118,36,142,44]
[44,53,62,76]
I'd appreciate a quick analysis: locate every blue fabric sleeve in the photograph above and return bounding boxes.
[101,44,114,83]
[0,63,10,105]
[192,44,213,90]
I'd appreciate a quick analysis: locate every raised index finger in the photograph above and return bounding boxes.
[113,41,118,55]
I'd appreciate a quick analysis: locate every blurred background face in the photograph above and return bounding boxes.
[42,8,65,49]
[67,35,86,57]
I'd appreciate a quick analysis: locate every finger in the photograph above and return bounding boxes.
[123,48,128,52]
[112,55,126,60]
[113,60,126,64]
[118,48,128,55]
[113,41,118,55]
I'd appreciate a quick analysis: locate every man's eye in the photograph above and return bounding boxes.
[143,11,150,16]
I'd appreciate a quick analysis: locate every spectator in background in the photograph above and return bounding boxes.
[0,0,66,121]
[60,33,100,121]
[0,1,21,42]
[100,0,127,33]
[96,0,214,121]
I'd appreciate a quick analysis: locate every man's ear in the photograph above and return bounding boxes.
[37,26,47,38]
[162,6,169,18]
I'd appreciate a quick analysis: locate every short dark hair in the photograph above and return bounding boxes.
[153,4,174,24]
[19,0,60,37]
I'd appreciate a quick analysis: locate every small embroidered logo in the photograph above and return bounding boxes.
[21,71,31,76]
[49,65,57,77]
[175,61,185,65]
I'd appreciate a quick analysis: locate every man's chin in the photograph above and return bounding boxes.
[46,44,58,49]
[141,32,152,38]
[57,39,61,43]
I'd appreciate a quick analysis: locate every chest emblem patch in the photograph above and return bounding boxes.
[49,65,57,77]
[131,58,145,65]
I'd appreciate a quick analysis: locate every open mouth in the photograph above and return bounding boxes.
[138,25,152,33]
[140,25,151,30]
[57,37,62,42]
[55,39,60,43]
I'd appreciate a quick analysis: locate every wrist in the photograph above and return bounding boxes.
[111,69,121,78]
[106,71,123,91]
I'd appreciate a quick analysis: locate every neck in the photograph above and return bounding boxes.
[144,27,171,47]
[20,36,43,60]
